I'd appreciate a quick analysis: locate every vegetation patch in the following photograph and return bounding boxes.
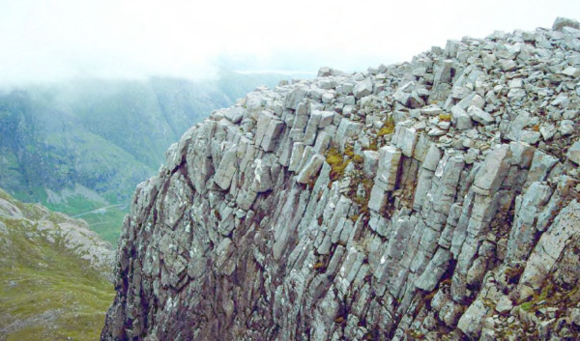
[326,146,353,182]
[377,117,395,137]
[438,114,452,122]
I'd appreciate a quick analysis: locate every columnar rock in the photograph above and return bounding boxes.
[102,18,580,341]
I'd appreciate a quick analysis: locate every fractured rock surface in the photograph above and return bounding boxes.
[103,18,580,340]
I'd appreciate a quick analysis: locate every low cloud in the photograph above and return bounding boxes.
[1,0,578,86]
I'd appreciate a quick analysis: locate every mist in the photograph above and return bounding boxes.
[1,0,580,86]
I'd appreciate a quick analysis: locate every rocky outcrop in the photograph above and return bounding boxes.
[0,189,115,278]
[102,18,580,340]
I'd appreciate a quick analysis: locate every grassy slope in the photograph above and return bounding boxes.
[0,191,114,340]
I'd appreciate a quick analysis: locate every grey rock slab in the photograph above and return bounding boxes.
[427,127,446,137]
[223,106,246,123]
[495,295,513,314]
[251,159,274,193]
[288,142,306,172]
[285,85,309,110]
[509,141,535,168]
[255,111,278,147]
[457,300,491,338]
[261,119,285,152]
[303,111,322,146]
[559,120,575,136]
[415,248,452,291]
[368,184,389,213]
[520,130,541,144]
[473,144,511,196]
[524,149,558,189]
[336,118,363,143]
[505,182,553,262]
[422,144,442,171]
[504,111,531,142]
[296,154,325,184]
[374,146,403,192]
[213,146,239,191]
[520,200,580,289]
[392,124,417,157]
[317,66,332,77]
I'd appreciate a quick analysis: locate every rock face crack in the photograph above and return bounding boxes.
[103,17,580,340]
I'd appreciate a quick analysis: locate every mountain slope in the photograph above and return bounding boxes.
[0,188,114,340]
[0,72,297,244]
[102,18,580,340]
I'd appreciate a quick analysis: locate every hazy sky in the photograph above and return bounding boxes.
[1,0,579,84]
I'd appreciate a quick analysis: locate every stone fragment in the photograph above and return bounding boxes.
[420,106,443,116]
[505,182,553,262]
[467,106,494,125]
[540,123,556,140]
[428,127,446,136]
[317,66,331,77]
[222,106,245,123]
[451,106,473,130]
[496,296,513,314]
[318,111,335,128]
[353,78,373,99]
[562,66,580,78]
[559,120,575,136]
[520,131,540,144]
[503,111,531,141]
[336,118,363,142]
[553,17,580,31]
[509,141,534,168]
[499,59,517,71]
[363,151,379,178]
[434,60,455,84]
[567,141,580,164]
[524,149,558,188]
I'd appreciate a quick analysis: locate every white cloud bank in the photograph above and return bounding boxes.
[1,0,579,84]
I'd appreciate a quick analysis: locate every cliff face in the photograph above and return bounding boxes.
[102,18,580,340]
